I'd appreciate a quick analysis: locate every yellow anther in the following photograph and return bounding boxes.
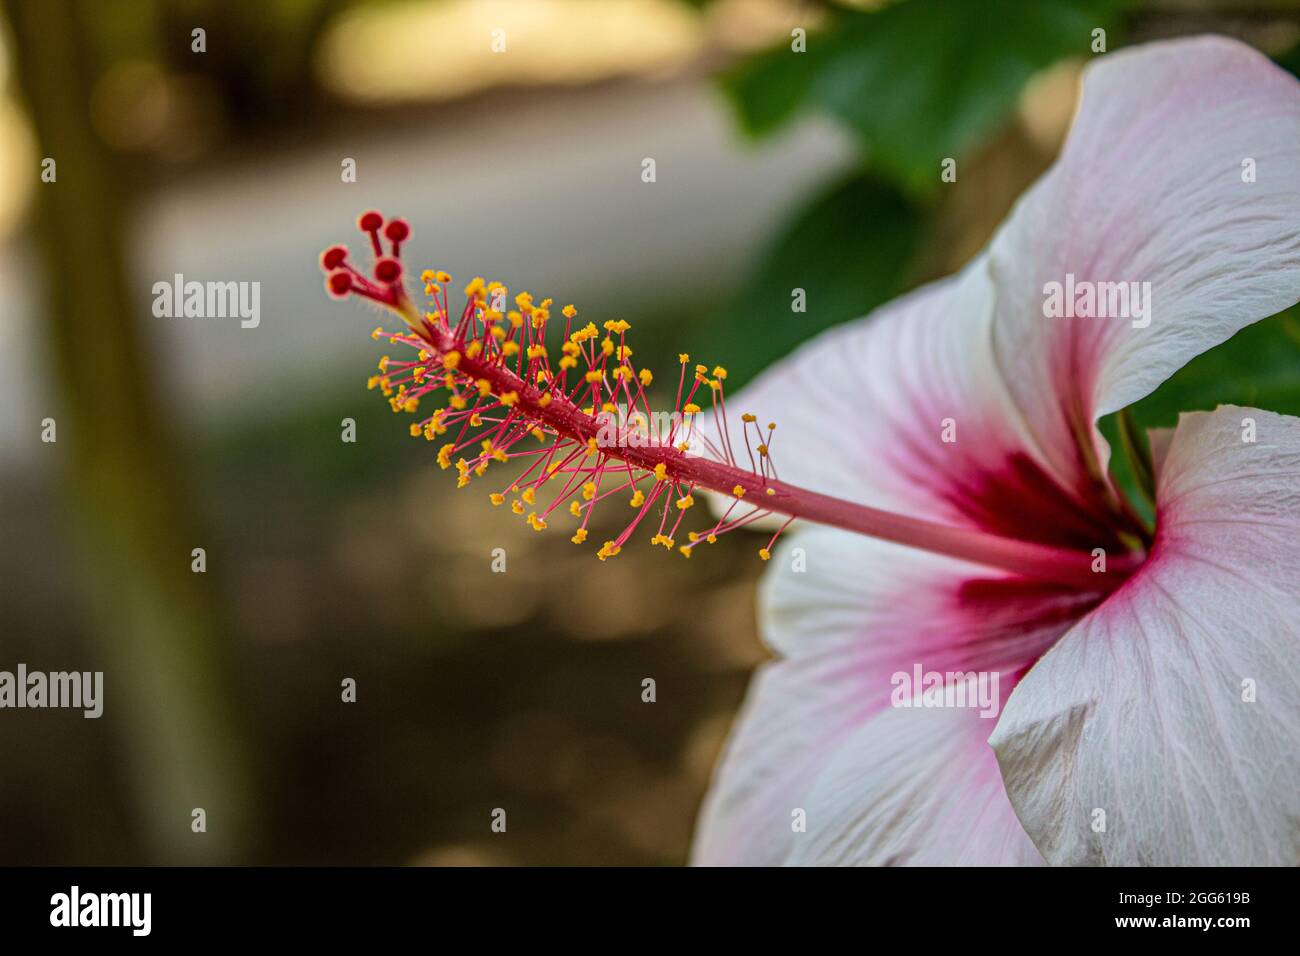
[527,513,547,532]
[539,393,553,408]
[500,391,519,407]
[571,528,588,544]
[409,423,421,437]
[712,366,727,380]
[378,355,390,372]
[437,444,455,469]
[569,500,582,517]
[511,500,524,515]
[502,342,520,357]
[678,353,689,364]
[639,368,653,387]
[527,345,547,360]
[470,413,483,427]
[465,277,486,298]
[676,494,695,510]
[584,370,603,384]
[629,490,645,508]
[766,488,776,496]
[757,444,768,455]
[759,548,771,561]
[562,304,577,318]
[683,403,701,415]
[586,437,599,457]
[596,540,622,561]
[732,485,746,498]
[742,413,756,423]
[465,340,482,359]
[371,326,384,341]
[489,493,505,506]
[582,482,597,501]
[653,463,668,481]
[443,351,461,370]
[706,534,718,544]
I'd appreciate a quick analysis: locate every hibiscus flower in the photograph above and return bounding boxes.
[689,36,1300,866]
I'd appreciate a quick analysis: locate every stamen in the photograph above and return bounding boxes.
[320,215,1142,591]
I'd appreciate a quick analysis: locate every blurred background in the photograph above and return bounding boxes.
[1,0,1298,865]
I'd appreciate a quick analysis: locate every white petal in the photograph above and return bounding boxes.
[990,405,1300,865]
[693,525,1095,865]
[786,696,1042,866]
[989,36,1300,490]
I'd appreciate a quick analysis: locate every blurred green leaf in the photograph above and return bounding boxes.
[701,171,923,386]
[723,0,1122,195]
[1274,40,1300,79]
[723,34,828,138]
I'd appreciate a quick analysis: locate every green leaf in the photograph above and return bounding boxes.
[1125,307,1300,429]
[723,0,1123,195]
[721,33,829,138]
[1273,40,1300,79]
[699,171,923,386]
[1102,306,1300,522]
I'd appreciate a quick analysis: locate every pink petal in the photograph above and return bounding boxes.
[699,37,1300,553]
[692,525,1096,865]
[694,260,1140,551]
[990,406,1300,864]
[988,36,1300,497]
